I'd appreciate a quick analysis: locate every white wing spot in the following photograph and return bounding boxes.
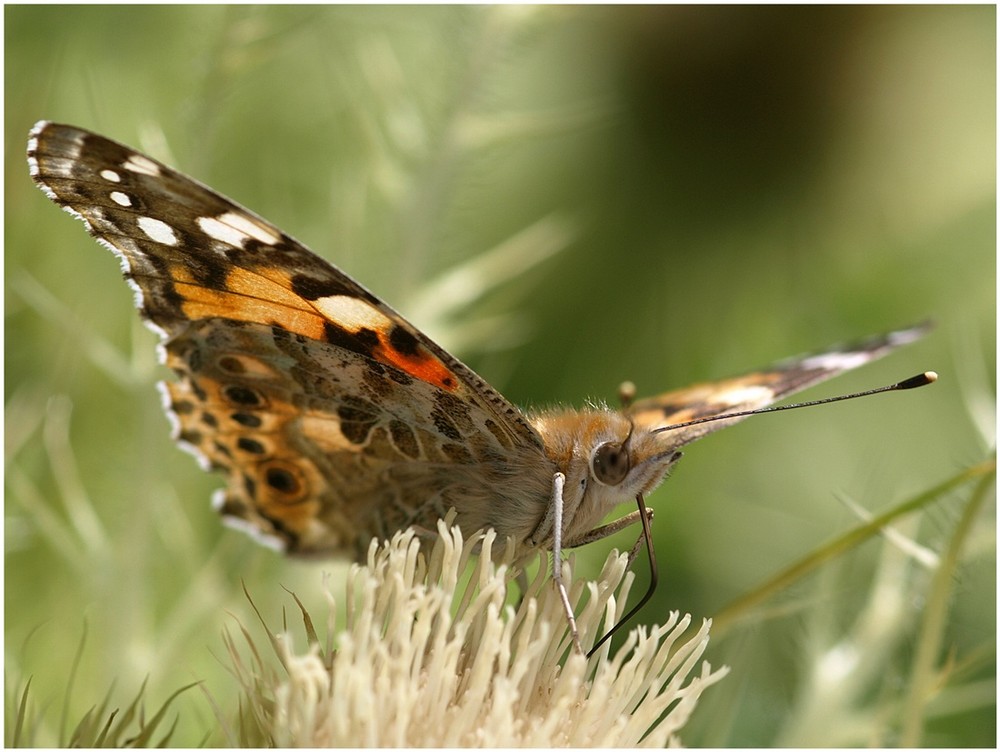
[198,215,249,247]
[217,212,281,245]
[110,191,132,207]
[712,385,774,408]
[137,216,178,246]
[885,328,924,347]
[314,294,392,332]
[40,156,76,179]
[100,169,122,183]
[64,127,86,152]
[798,352,872,372]
[123,154,160,177]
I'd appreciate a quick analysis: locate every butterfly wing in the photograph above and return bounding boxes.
[28,121,548,556]
[628,324,931,448]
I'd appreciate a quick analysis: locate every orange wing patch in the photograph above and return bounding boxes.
[168,262,321,334]
[167,261,458,393]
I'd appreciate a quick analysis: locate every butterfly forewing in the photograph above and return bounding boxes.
[626,323,931,448]
[28,121,550,556]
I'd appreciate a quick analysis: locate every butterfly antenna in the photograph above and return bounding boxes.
[588,493,657,657]
[653,371,937,434]
[618,380,637,409]
[587,372,937,654]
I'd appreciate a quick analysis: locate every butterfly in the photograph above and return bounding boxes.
[27,121,933,654]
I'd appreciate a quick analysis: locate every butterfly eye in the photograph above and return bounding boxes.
[591,442,630,486]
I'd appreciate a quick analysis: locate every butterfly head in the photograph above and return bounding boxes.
[534,409,684,536]
[588,428,683,499]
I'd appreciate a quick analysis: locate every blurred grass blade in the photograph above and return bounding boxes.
[713,458,996,635]
[282,586,321,649]
[11,272,138,389]
[59,621,88,745]
[900,465,995,745]
[11,675,33,747]
[125,681,200,747]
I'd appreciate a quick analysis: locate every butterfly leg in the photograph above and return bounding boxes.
[551,472,585,656]
[564,504,655,573]
[564,506,655,552]
[585,495,659,657]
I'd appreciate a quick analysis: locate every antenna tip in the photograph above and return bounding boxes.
[898,371,938,389]
[618,380,637,408]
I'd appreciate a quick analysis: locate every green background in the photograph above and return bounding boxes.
[6,6,994,746]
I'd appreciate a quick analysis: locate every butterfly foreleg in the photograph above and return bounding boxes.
[564,505,656,569]
[550,471,585,656]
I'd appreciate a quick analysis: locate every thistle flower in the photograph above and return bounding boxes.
[227,519,728,747]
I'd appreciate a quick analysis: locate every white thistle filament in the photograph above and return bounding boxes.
[235,519,729,747]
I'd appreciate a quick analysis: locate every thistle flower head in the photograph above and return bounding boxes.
[230,519,728,747]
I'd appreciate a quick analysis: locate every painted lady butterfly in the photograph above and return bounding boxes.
[28,122,933,652]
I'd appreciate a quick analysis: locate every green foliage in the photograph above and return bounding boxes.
[6,627,198,747]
